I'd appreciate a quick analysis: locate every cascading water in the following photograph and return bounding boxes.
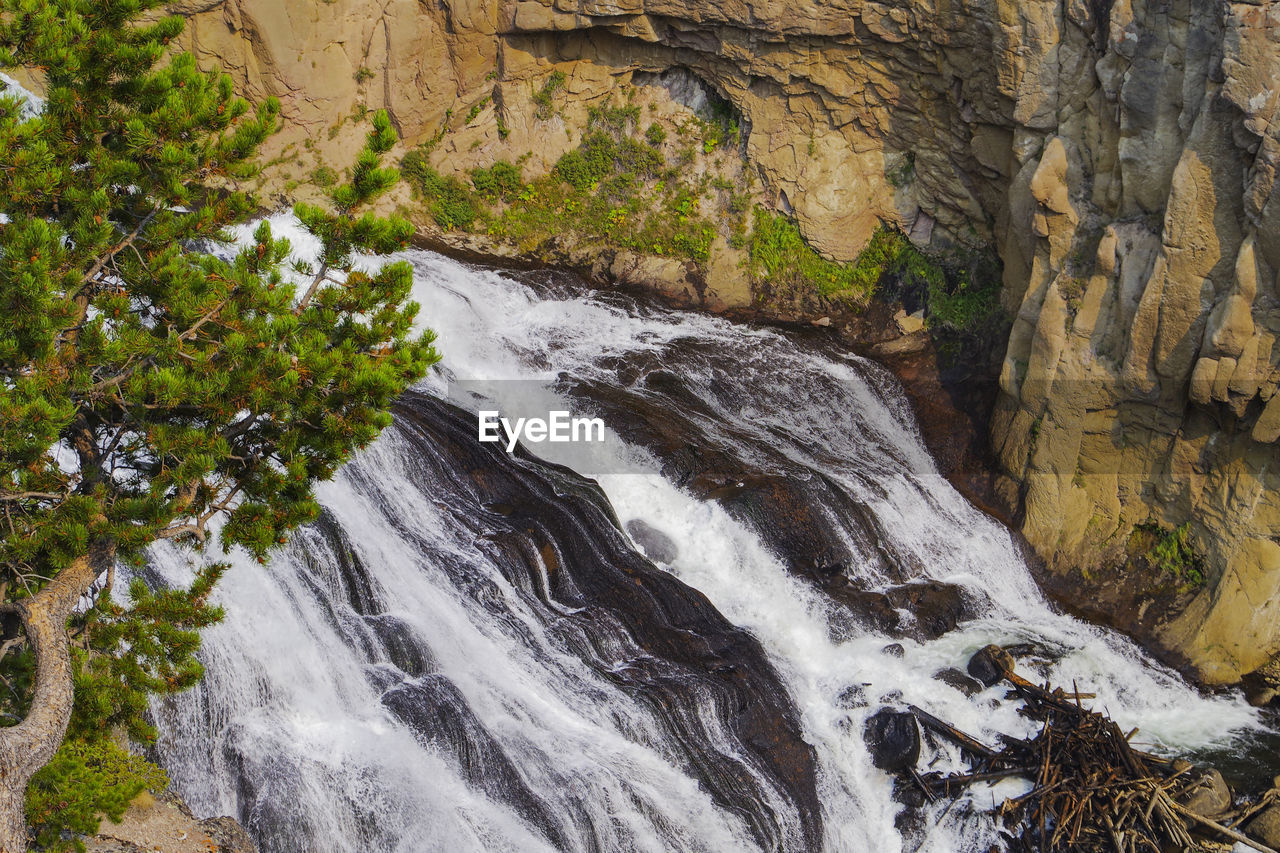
[149,215,1266,853]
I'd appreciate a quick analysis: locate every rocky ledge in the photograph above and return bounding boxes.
[85,790,256,853]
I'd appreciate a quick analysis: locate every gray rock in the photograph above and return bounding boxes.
[934,667,983,696]
[199,817,260,853]
[624,518,679,564]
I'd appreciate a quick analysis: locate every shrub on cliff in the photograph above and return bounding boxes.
[553,130,663,192]
[532,69,566,121]
[410,98,720,263]
[25,739,168,850]
[402,152,479,230]
[747,209,885,305]
[922,250,1004,337]
[1133,522,1205,589]
[0,1,438,849]
[471,161,523,202]
[747,211,1008,336]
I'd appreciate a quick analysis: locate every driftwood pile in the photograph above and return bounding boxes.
[903,646,1278,853]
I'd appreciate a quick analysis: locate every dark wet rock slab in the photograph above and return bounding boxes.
[382,676,568,848]
[864,709,921,772]
[561,373,983,644]
[390,392,823,852]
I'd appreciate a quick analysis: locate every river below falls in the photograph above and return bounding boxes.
[145,215,1275,853]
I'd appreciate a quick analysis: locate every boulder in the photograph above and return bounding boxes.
[836,683,867,708]
[864,709,920,772]
[198,817,259,853]
[934,667,983,696]
[894,308,925,335]
[1247,804,1280,849]
[967,644,1015,687]
[1242,673,1279,707]
[884,581,973,640]
[624,518,679,564]
[1242,657,1280,706]
[1175,767,1232,819]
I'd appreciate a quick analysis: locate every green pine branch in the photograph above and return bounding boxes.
[0,2,439,848]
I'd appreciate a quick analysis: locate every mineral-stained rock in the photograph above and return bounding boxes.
[1248,802,1280,848]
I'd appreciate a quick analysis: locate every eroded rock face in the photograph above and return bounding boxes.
[179,0,1280,682]
[174,0,490,148]
[989,1,1280,684]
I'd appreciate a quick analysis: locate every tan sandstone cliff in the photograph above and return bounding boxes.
[174,0,1280,684]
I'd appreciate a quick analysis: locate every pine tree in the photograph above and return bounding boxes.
[0,2,438,849]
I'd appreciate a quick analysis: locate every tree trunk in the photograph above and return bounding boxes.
[0,542,113,853]
[0,780,25,853]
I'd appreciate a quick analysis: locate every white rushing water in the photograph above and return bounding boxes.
[0,72,43,120]
[151,215,1265,853]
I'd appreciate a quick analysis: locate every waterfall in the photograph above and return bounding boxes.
[149,215,1264,853]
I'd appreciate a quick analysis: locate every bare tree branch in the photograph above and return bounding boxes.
[77,206,161,288]
[294,262,331,314]
[0,492,63,503]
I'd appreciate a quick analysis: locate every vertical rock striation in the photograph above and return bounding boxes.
[991,1,1280,684]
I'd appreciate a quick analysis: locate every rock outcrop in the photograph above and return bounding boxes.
[85,790,257,853]
[177,0,1280,684]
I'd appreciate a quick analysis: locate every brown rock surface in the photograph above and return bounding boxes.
[86,791,256,853]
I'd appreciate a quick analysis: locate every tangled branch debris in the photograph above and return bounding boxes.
[908,646,1278,853]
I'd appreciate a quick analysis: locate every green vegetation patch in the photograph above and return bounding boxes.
[746,214,950,308]
[748,209,883,305]
[466,97,490,125]
[533,70,566,120]
[402,150,480,230]
[746,211,1007,332]
[311,165,338,188]
[1132,521,1205,589]
[27,738,169,852]
[685,89,741,154]
[403,100,727,263]
[553,126,662,191]
[925,256,1003,335]
[471,160,523,201]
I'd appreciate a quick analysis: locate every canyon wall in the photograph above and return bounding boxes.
[174,0,1280,684]
[990,1,1280,685]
